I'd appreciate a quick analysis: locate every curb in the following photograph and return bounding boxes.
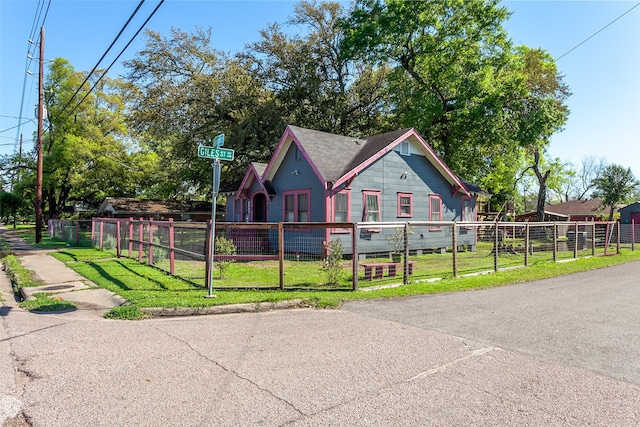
[141,299,313,317]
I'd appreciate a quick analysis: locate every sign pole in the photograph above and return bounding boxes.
[206,159,221,298]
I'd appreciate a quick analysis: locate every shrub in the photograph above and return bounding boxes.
[322,239,344,285]
[214,236,236,279]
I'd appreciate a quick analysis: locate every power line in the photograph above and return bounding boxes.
[58,0,165,126]
[52,0,147,124]
[557,2,640,61]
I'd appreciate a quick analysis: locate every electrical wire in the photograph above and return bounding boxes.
[52,0,147,124]
[556,2,640,61]
[57,0,165,126]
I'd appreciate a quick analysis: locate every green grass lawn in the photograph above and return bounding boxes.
[8,226,639,319]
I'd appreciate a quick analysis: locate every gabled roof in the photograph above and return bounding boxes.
[235,162,276,198]
[545,199,608,216]
[98,197,211,214]
[263,125,470,196]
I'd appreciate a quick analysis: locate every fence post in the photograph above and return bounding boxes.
[493,222,499,272]
[616,222,621,254]
[403,222,410,285]
[138,217,144,263]
[552,223,557,262]
[128,217,133,257]
[352,223,358,291]
[75,220,79,244]
[633,219,636,251]
[116,220,121,257]
[148,218,154,265]
[452,222,458,278]
[573,222,578,259]
[591,223,596,256]
[205,219,212,290]
[99,219,104,250]
[278,222,285,290]
[524,222,530,267]
[60,220,65,241]
[91,219,95,247]
[169,218,175,275]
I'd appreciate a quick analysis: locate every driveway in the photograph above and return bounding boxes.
[1,262,639,426]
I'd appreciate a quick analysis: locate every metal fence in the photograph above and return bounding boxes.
[47,219,93,246]
[48,218,628,291]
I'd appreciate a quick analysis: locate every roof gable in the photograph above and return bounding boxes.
[261,125,470,196]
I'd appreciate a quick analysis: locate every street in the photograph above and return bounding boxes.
[2,262,639,426]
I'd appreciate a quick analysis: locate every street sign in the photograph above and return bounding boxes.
[214,133,225,147]
[198,145,234,161]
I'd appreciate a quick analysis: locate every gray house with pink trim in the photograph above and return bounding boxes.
[226,125,481,255]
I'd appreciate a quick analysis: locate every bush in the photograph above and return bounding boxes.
[322,239,344,285]
[102,234,117,251]
[151,236,168,264]
[214,236,236,279]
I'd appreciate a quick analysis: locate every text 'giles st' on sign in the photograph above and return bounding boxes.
[198,145,235,161]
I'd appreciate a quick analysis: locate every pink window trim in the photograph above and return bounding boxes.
[332,190,351,233]
[362,190,382,232]
[282,189,311,222]
[397,192,413,218]
[429,194,443,230]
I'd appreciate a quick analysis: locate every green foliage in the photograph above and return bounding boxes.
[214,236,236,279]
[593,164,640,220]
[104,305,149,320]
[102,234,117,251]
[386,227,413,253]
[19,293,77,312]
[322,239,344,285]
[151,236,168,264]
[1,254,42,291]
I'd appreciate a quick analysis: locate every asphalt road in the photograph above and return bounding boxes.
[1,261,639,426]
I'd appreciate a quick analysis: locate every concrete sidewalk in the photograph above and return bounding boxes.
[0,226,126,315]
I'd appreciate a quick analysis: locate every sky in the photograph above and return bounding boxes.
[1,0,639,185]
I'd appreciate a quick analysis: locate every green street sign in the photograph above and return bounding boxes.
[198,145,234,161]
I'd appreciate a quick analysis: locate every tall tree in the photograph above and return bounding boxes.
[244,0,391,136]
[340,0,519,180]
[124,27,285,196]
[592,164,639,220]
[2,58,150,219]
[512,47,570,221]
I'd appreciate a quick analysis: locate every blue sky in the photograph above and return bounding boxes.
[1,0,639,184]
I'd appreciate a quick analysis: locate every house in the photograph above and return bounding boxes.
[619,202,640,225]
[97,197,213,221]
[515,199,611,222]
[226,125,481,256]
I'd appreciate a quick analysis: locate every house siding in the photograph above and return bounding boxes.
[333,150,475,254]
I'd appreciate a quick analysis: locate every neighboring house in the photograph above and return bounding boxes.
[515,199,611,222]
[619,202,640,225]
[97,197,213,221]
[226,125,482,256]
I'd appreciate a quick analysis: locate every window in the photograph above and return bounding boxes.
[429,194,442,230]
[283,190,310,222]
[363,190,381,222]
[461,197,472,222]
[334,192,349,222]
[397,192,412,217]
[294,145,301,161]
[399,140,410,156]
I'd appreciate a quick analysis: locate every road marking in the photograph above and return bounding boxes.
[408,347,496,381]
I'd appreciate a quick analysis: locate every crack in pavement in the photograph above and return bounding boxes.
[151,325,307,419]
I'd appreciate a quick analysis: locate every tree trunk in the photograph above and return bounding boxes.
[532,148,550,222]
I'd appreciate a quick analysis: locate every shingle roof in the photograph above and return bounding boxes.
[288,125,367,182]
[545,199,607,216]
[99,197,211,214]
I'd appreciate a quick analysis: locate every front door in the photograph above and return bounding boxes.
[252,193,267,222]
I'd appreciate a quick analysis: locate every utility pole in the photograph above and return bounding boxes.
[35,26,44,244]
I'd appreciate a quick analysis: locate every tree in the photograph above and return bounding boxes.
[340,0,519,180]
[513,47,571,221]
[124,27,285,196]
[243,0,392,137]
[592,164,639,221]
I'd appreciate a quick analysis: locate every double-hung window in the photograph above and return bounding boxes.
[397,192,412,218]
[283,190,310,222]
[429,194,442,230]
